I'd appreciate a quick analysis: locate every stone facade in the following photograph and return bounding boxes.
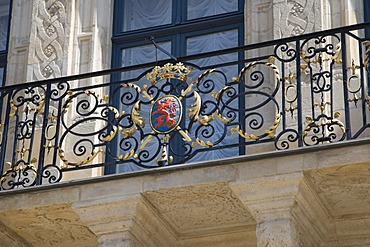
[0,0,370,246]
[7,0,112,85]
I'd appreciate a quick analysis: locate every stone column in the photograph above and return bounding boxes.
[256,218,299,246]
[98,232,141,247]
[72,191,178,247]
[232,173,302,246]
[231,172,329,246]
[72,196,144,247]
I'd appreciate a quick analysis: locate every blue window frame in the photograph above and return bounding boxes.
[365,0,370,36]
[112,0,244,59]
[109,0,245,173]
[0,0,11,86]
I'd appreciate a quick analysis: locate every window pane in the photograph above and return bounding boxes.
[121,41,171,80]
[186,29,238,66]
[187,0,238,20]
[186,29,239,162]
[0,0,10,51]
[123,0,172,32]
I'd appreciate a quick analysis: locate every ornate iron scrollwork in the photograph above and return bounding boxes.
[59,90,123,168]
[230,61,282,140]
[64,61,283,167]
[299,35,346,145]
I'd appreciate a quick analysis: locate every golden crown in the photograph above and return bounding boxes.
[146,62,192,85]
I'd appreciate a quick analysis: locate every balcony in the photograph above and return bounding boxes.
[1,22,370,189]
[0,23,370,246]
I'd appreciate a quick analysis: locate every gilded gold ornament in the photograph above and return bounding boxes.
[58,147,104,168]
[146,62,191,85]
[117,150,135,160]
[188,91,201,121]
[176,126,192,142]
[140,135,153,149]
[193,137,213,147]
[265,113,282,138]
[102,126,118,142]
[132,101,145,127]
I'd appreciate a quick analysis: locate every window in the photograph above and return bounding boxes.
[109,0,244,172]
[0,0,11,85]
[365,0,370,37]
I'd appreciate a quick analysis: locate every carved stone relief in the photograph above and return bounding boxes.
[33,0,66,80]
[143,183,255,237]
[305,164,370,219]
[0,204,97,247]
[279,0,315,37]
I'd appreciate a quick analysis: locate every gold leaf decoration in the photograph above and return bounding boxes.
[195,68,216,84]
[102,126,118,142]
[193,138,214,147]
[120,126,137,139]
[233,61,280,83]
[188,91,201,121]
[178,128,192,142]
[117,150,135,160]
[35,95,45,111]
[230,126,260,140]
[132,101,145,127]
[146,62,192,85]
[123,83,142,93]
[108,106,120,119]
[58,147,104,168]
[142,84,153,101]
[140,135,153,150]
[216,110,230,123]
[198,114,215,126]
[265,113,282,138]
[181,78,195,97]
[230,113,281,140]
[332,43,342,64]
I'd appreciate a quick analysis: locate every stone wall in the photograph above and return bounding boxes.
[245,0,364,44]
[7,0,113,85]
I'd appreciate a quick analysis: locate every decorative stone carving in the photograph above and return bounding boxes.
[305,164,370,219]
[33,0,66,80]
[143,182,255,237]
[278,0,315,37]
[0,204,97,247]
[0,221,29,247]
[305,164,370,245]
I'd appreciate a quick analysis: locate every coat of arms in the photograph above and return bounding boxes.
[150,96,182,134]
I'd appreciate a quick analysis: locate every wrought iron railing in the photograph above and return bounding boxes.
[2,22,370,190]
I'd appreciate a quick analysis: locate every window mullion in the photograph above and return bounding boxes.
[173,0,181,24]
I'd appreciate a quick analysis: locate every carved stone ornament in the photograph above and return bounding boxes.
[34,0,66,80]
